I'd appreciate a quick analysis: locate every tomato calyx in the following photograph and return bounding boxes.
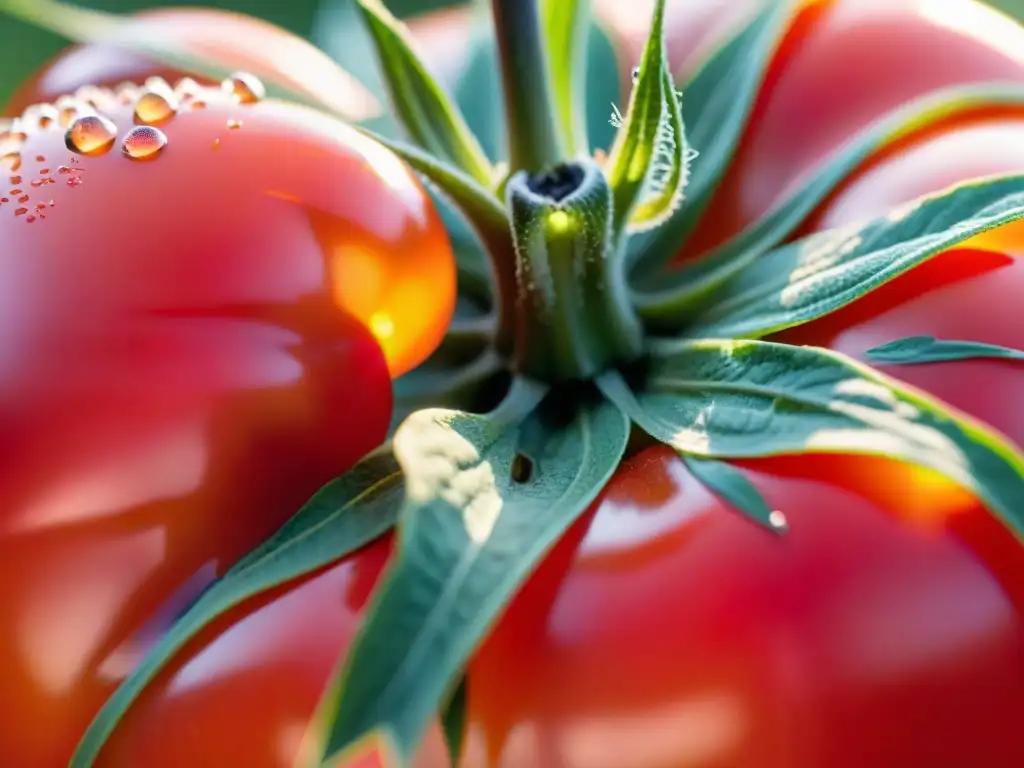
[507,158,643,382]
[49,0,1024,766]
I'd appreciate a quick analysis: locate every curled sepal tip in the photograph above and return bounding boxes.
[603,0,691,235]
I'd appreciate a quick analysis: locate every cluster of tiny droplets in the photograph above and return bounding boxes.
[0,72,265,223]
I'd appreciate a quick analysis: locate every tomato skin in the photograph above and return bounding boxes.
[95,455,1024,768]
[2,8,377,122]
[13,1,1024,767]
[0,82,454,767]
[682,0,1024,258]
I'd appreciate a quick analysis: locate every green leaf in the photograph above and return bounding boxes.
[447,13,622,165]
[358,129,511,269]
[354,0,493,186]
[599,339,1024,544]
[865,335,1024,365]
[584,17,624,154]
[686,174,1024,339]
[0,0,381,121]
[69,447,406,768]
[390,349,507,436]
[605,0,686,233]
[453,29,505,163]
[634,83,1024,319]
[681,455,786,534]
[627,1,795,272]
[542,0,590,157]
[440,676,469,768]
[314,385,631,762]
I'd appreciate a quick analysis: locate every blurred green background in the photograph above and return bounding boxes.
[2,0,1024,108]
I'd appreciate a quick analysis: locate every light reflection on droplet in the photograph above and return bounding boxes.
[134,90,178,126]
[121,126,168,161]
[222,72,265,104]
[65,114,117,156]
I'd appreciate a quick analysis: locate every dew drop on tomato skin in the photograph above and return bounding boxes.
[0,79,453,767]
[133,90,179,126]
[121,125,168,161]
[64,114,118,157]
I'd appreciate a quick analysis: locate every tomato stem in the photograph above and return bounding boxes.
[491,0,564,174]
[506,159,644,382]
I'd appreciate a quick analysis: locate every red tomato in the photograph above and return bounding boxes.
[2,8,378,122]
[12,1,1024,767]
[0,77,453,767]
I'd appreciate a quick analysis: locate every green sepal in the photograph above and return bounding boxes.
[453,28,505,163]
[0,0,381,121]
[686,174,1024,339]
[542,0,590,157]
[390,349,507,436]
[604,0,687,234]
[312,382,631,763]
[358,129,515,317]
[626,1,794,273]
[430,186,495,311]
[353,0,493,186]
[68,447,406,768]
[440,676,469,768]
[682,455,786,534]
[604,338,1024,543]
[634,84,1024,319]
[866,335,1024,365]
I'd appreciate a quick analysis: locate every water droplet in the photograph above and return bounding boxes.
[34,155,44,163]
[35,202,45,210]
[14,207,27,216]
[0,197,7,203]
[74,85,116,109]
[134,90,178,125]
[55,96,92,127]
[768,510,789,532]
[57,166,72,175]
[17,195,29,204]
[65,115,117,156]
[121,126,167,161]
[187,99,207,111]
[1,153,22,172]
[211,138,221,150]
[226,119,243,130]
[22,104,60,129]
[30,180,43,187]
[173,77,202,98]
[10,189,23,195]
[26,215,36,223]
[9,176,21,184]
[222,72,265,104]
[0,130,27,155]
[67,176,83,188]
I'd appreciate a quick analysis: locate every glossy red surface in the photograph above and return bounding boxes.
[0,79,455,766]
[5,1,1024,766]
